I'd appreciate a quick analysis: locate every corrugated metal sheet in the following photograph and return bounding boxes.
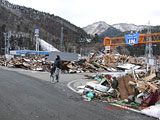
[48,52,78,61]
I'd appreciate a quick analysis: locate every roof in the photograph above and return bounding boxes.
[10,50,50,55]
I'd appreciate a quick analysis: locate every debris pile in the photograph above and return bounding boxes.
[1,53,160,74]
[1,52,159,74]
[0,56,51,72]
[77,70,160,112]
[0,53,160,118]
[65,53,148,73]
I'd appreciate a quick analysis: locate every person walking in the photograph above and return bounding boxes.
[50,55,62,83]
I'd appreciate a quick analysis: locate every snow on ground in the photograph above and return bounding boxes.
[38,38,60,52]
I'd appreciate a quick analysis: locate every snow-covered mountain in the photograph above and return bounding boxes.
[83,21,111,35]
[83,21,147,36]
[112,23,147,32]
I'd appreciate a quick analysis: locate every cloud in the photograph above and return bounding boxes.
[149,10,160,16]
[8,0,160,27]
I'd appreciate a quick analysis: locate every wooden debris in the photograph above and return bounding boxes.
[142,73,156,81]
[0,56,51,72]
[146,82,158,91]
[117,75,134,99]
[136,81,149,92]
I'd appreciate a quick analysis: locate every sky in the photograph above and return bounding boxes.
[7,0,160,27]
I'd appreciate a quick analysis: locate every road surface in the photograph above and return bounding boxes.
[0,68,156,120]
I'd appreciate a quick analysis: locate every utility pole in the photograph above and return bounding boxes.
[73,46,76,53]
[148,21,153,59]
[4,31,11,55]
[80,48,82,56]
[4,33,7,55]
[145,21,153,71]
[60,26,65,52]
[35,29,39,55]
[7,31,11,54]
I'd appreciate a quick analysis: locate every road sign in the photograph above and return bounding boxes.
[105,46,110,50]
[35,29,39,34]
[125,33,140,45]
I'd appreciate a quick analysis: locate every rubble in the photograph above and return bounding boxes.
[0,56,51,72]
[71,53,160,116]
[117,75,134,99]
[0,52,160,118]
[62,53,149,73]
[1,52,159,74]
[77,68,160,113]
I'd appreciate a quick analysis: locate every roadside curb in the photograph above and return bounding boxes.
[67,79,80,93]
[110,103,140,113]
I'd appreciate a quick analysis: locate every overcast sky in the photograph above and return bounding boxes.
[8,0,160,27]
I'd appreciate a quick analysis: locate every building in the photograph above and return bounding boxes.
[10,50,50,58]
[48,51,78,61]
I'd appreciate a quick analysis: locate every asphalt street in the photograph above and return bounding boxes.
[0,68,156,120]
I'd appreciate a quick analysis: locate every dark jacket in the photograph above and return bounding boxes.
[54,56,62,69]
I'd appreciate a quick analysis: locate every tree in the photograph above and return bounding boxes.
[1,24,6,32]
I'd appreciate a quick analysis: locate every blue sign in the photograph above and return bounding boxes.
[35,29,39,34]
[125,33,140,45]
[16,51,50,54]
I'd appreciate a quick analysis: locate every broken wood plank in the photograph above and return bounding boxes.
[142,73,156,81]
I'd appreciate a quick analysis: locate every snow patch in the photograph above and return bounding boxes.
[38,38,60,52]
[112,23,146,32]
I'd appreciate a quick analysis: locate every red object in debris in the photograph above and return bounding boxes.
[141,89,160,106]
[107,74,111,79]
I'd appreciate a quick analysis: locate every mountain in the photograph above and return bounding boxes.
[83,21,111,35]
[0,0,157,56]
[99,27,122,38]
[112,23,147,32]
[83,21,160,56]
[0,0,89,55]
[83,21,122,38]
[83,22,147,38]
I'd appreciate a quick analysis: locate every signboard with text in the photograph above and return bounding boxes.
[35,29,39,34]
[105,46,110,50]
[125,33,140,45]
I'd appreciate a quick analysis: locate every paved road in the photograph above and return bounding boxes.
[0,68,156,120]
